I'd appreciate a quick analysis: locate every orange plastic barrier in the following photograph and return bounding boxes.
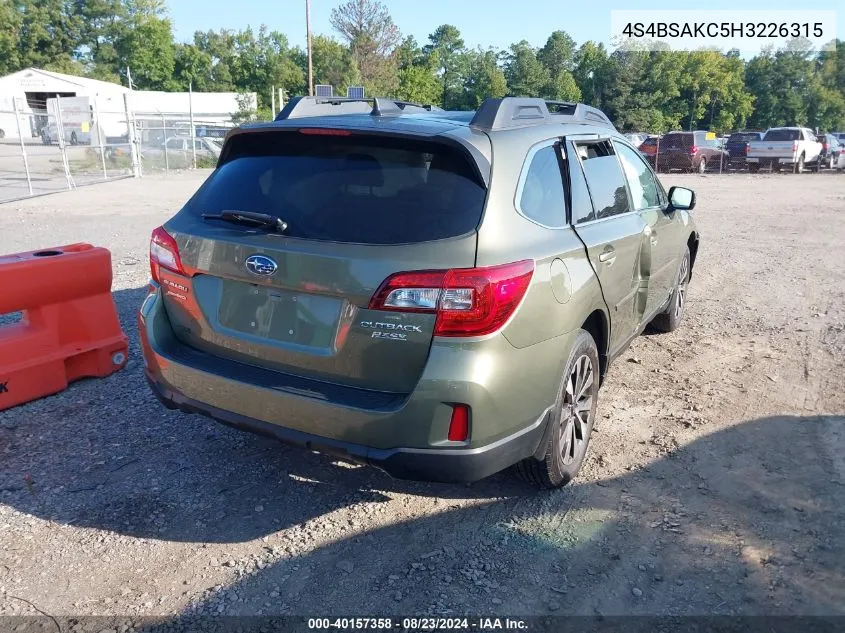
[0,244,128,411]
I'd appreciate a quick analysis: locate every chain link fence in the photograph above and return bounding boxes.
[135,114,231,175]
[0,95,140,203]
[0,95,236,204]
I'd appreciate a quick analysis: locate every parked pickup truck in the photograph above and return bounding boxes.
[747,127,822,173]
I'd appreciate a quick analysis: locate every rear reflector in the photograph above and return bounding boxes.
[299,128,353,136]
[369,260,535,337]
[448,405,470,442]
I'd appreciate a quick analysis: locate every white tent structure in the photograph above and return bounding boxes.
[0,68,256,140]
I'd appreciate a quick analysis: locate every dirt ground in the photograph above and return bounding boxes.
[0,171,844,625]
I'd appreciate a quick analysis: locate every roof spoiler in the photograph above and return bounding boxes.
[469,97,616,132]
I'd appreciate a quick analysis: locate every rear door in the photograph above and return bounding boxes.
[161,129,489,394]
[567,137,648,353]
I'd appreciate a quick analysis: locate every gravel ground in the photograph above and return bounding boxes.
[1,171,844,624]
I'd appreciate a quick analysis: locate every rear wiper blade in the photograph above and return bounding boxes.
[202,210,288,233]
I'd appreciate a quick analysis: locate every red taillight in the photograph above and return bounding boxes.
[792,141,799,151]
[299,128,352,136]
[369,260,535,337]
[448,405,470,442]
[823,143,829,151]
[744,143,750,155]
[150,226,185,283]
[689,145,699,155]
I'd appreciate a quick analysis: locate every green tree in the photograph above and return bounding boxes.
[172,43,213,91]
[462,48,507,108]
[546,69,581,102]
[505,41,549,97]
[330,0,401,96]
[114,0,175,90]
[16,0,82,72]
[423,24,465,108]
[0,0,21,76]
[310,35,360,96]
[72,0,125,81]
[573,41,608,107]
[538,30,576,73]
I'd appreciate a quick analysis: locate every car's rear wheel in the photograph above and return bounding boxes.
[651,246,690,333]
[697,158,706,174]
[515,330,599,489]
[829,155,836,170]
[794,154,805,174]
[748,164,759,173]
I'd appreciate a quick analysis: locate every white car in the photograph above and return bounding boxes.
[746,127,823,173]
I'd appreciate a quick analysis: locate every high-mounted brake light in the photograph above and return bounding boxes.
[150,226,185,283]
[299,128,353,136]
[369,260,535,337]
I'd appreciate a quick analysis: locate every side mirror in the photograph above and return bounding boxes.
[668,186,696,211]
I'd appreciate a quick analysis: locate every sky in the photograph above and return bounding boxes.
[168,0,842,52]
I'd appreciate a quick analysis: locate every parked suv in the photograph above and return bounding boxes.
[655,131,725,173]
[140,97,699,488]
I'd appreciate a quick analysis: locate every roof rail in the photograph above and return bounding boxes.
[275,96,443,121]
[469,97,616,132]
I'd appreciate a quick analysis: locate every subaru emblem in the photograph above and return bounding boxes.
[245,254,278,277]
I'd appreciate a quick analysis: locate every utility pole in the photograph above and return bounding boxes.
[306,0,314,96]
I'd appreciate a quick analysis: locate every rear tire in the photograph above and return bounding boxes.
[515,330,599,489]
[748,164,759,174]
[697,158,706,174]
[651,246,690,333]
[794,154,804,174]
[0,128,5,139]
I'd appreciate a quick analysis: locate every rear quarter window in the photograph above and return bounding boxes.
[189,132,487,245]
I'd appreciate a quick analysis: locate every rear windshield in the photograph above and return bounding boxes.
[188,131,487,244]
[763,129,800,141]
[661,133,693,148]
[729,133,760,142]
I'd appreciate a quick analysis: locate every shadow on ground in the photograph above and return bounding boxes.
[1,288,844,618]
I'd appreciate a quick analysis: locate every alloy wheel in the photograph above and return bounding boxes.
[559,355,594,465]
[675,255,689,320]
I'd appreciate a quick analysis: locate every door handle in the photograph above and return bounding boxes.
[598,247,616,264]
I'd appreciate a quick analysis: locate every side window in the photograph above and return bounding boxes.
[615,142,661,210]
[566,142,596,224]
[573,140,630,219]
[517,142,567,228]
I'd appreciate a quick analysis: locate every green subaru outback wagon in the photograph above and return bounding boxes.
[140,96,699,488]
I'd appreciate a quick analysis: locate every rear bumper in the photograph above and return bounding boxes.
[147,373,550,483]
[139,285,563,483]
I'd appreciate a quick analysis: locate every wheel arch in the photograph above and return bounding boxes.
[581,309,609,384]
[687,231,700,280]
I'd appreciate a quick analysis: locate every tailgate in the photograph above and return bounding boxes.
[748,142,794,159]
[157,129,488,394]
